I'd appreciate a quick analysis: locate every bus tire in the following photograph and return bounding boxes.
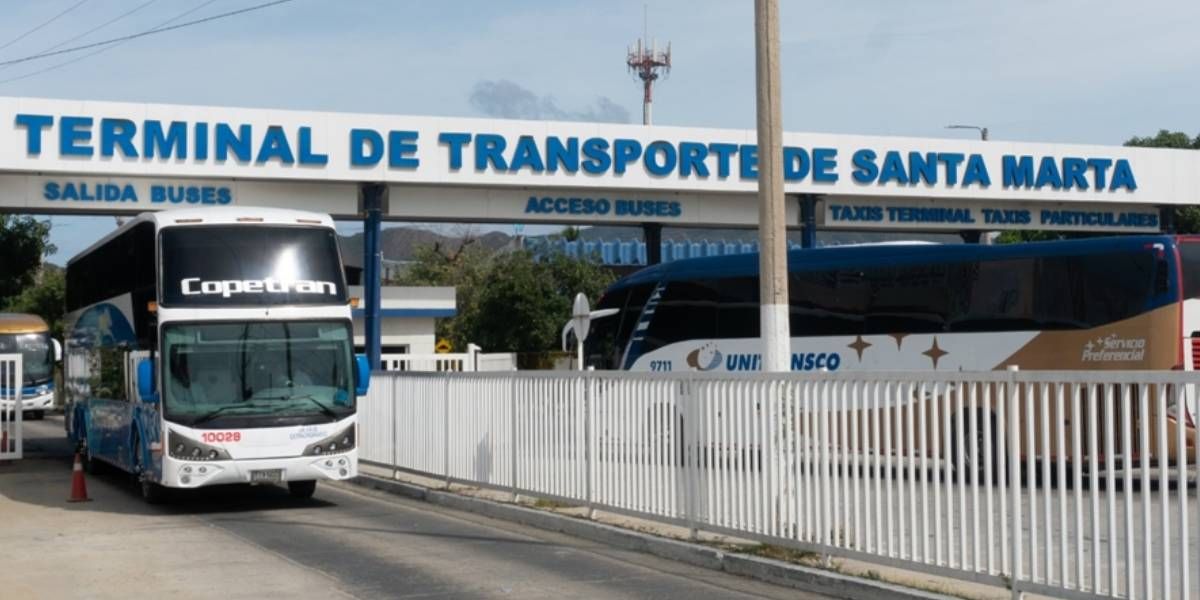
[288,480,317,499]
[951,409,999,485]
[133,434,166,504]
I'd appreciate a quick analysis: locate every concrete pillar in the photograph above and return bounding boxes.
[643,222,663,265]
[799,194,817,249]
[754,0,790,372]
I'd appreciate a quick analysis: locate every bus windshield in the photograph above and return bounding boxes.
[162,320,355,427]
[0,331,53,386]
[159,226,346,307]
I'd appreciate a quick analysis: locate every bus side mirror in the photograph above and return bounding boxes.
[354,354,370,397]
[52,339,62,363]
[137,359,159,404]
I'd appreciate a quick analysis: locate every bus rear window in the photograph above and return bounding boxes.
[1179,242,1200,299]
[160,226,347,307]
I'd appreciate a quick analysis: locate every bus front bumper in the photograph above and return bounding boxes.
[0,391,54,412]
[161,449,358,489]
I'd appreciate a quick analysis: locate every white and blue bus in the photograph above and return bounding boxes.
[584,236,1200,462]
[0,313,60,420]
[64,207,369,502]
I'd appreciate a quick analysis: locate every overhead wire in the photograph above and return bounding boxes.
[15,0,162,64]
[0,0,280,85]
[0,0,296,69]
[0,0,92,53]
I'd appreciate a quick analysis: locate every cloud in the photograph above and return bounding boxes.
[469,79,630,123]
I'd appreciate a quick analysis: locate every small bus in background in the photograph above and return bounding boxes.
[583,235,1198,464]
[64,207,369,502]
[0,313,60,420]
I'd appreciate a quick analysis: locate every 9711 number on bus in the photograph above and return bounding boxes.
[649,360,672,372]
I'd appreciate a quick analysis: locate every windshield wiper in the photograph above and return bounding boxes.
[191,402,274,426]
[251,393,340,420]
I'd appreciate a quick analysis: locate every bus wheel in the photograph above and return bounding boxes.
[288,480,317,499]
[951,409,998,485]
[133,435,166,504]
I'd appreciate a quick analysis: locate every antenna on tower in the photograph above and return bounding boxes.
[627,5,671,126]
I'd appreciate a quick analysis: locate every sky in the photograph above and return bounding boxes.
[1,0,1198,262]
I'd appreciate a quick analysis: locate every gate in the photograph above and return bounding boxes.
[0,354,23,461]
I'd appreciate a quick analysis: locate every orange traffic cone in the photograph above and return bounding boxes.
[67,452,91,502]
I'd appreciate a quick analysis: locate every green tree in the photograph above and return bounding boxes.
[4,268,66,337]
[0,216,55,306]
[395,243,615,353]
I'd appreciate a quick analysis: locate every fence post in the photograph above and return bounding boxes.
[510,375,519,502]
[443,375,451,489]
[585,374,595,519]
[391,374,400,480]
[1006,365,1024,600]
[684,377,698,541]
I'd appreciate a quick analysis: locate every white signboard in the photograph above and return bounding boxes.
[1,96,1196,212]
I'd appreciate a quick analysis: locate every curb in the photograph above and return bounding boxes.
[348,475,956,600]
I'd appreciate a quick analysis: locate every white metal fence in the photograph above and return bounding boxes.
[380,346,517,373]
[360,370,1200,599]
[0,354,23,460]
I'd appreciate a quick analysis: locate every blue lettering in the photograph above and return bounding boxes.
[297,126,328,165]
[878,151,908,185]
[708,143,737,178]
[581,137,611,174]
[1087,158,1112,190]
[783,147,810,181]
[962,154,990,187]
[644,141,677,176]
[255,126,295,164]
[143,120,187,159]
[908,152,937,185]
[851,149,878,183]
[350,129,384,166]
[15,114,52,155]
[812,147,838,183]
[475,133,508,171]
[60,116,94,157]
[1110,159,1137,191]
[387,130,419,169]
[43,182,59,200]
[938,152,964,186]
[1061,157,1088,190]
[739,145,758,179]
[545,136,579,173]
[100,118,138,158]
[612,139,642,174]
[1035,156,1063,189]
[678,142,709,177]
[1002,155,1034,188]
[508,135,545,172]
[214,123,251,162]
[438,132,471,169]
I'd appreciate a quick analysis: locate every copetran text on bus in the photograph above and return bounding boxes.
[180,277,339,298]
[13,114,1138,192]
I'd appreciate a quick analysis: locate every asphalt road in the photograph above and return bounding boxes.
[4,416,828,600]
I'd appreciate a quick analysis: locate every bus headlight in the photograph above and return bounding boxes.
[168,431,231,461]
[303,425,355,456]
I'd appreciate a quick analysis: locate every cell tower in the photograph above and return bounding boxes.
[627,11,671,126]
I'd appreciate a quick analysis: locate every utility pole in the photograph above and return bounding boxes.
[754,0,790,372]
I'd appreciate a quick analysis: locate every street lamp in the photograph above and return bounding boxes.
[946,124,988,141]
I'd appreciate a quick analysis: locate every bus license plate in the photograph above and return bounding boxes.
[250,469,283,483]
